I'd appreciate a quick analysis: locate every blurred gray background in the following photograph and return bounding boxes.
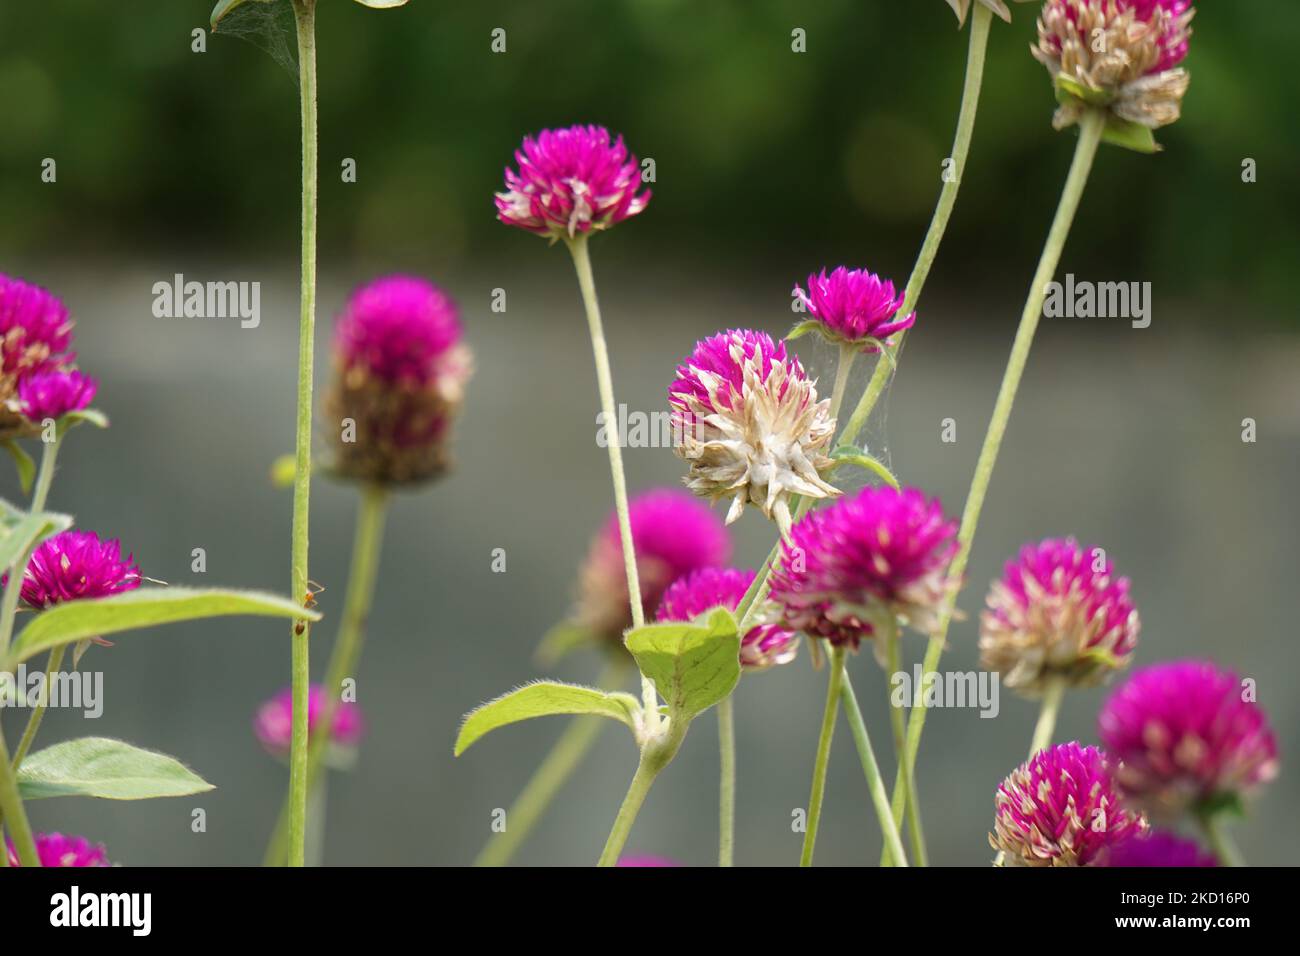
[1,0,1296,865]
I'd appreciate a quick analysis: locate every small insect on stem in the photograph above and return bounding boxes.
[303,580,326,609]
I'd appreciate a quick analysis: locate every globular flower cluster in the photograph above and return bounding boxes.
[254,685,366,759]
[768,486,958,654]
[324,275,473,486]
[669,329,839,535]
[575,488,731,647]
[1105,830,1217,867]
[1098,660,1279,819]
[980,537,1139,695]
[0,274,94,437]
[17,530,142,610]
[990,742,1146,866]
[658,567,798,671]
[495,125,651,241]
[792,267,914,351]
[6,832,111,868]
[1032,0,1195,132]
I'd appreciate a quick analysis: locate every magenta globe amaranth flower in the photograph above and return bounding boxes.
[669,329,838,535]
[17,368,97,423]
[0,274,76,437]
[495,125,651,241]
[980,537,1139,694]
[6,832,111,867]
[324,275,473,486]
[658,567,798,671]
[1098,660,1279,819]
[575,488,731,648]
[792,267,915,351]
[1105,831,1217,867]
[768,486,958,654]
[16,530,141,609]
[254,684,365,760]
[990,742,1146,867]
[1032,0,1195,133]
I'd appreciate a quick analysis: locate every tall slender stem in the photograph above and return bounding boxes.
[10,645,66,768]
[1028,675,1067,758]
[840,668,908,866]
[0,723,37,866]
[596,724,685,867]
[474,657,628,867]
[882,110,1107,862]
[264,484,388,866]
[287,0,320,869]
[800,643,845,867]
[1197,811,1245,867]
[885,624,926,865]
[717,694,736,867]
[565,236,654,720]
[840,3,993,448]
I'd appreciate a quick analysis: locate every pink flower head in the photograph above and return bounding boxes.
[669,329,838,533]
[980,537,1139,694]
[495,125,650,240]
[17,368,97,423]
[658,567,799,670]
[7,832,111,867]
[792,267,914,350]
[0,274,76,437]
[616,855,678,867]
[326,275,473,485]
[768,486,958,653]
[254,684,365,758]
[576,488,731,646]
[990,742,1146,867]
[1105,830,1217,867]
[1098,660,1279,819]
[16,530,141,610]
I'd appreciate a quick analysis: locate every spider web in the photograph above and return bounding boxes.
[211,1,299,85]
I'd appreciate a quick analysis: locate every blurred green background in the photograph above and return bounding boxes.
[0,1,1295,867]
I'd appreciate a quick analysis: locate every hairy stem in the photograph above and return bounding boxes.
[474,657,628,867]
[596,724,685,867]
[800,643,845,867]
[287,0,320,869]
[717,694,736,867]
[264,484,388,866]
[840,668,908,866]
[882,109,1106,864]
[840,3,993,448]
[565,236,654,719]
[10,645,66,768]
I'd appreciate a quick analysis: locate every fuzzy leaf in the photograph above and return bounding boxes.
[455,681,639,756]
[624,607,740,723]
[1,441,36,496]
[830,446,900,489]
[7,587,321,665]
[0,511,74,575]
[17,737,214,800]
[1100,116,1160,155]
[784,319,825,343]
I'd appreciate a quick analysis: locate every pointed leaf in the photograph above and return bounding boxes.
[1100,116,1160,154]
[8,587,321,665]
[624,607,741,723]
[211,0,273,31]
[0,511,74,575]
[61,408,109,431]
[829,446,901,489]
[1,440,36,496]
[455,681,639,756]
[784,320,825,343]
[17,737,214,800]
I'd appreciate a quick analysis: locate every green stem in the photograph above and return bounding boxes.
[882,108,1107,864]
[263,484,388,866]
[0,723,37,866]
[800,643,845,867]
[717,694,736,867]
[10,645,66,768]
[596,724,685,867]
[1028,675,1067,758]
[1197,811,1245,867]
[286,0,320,870]
[565,236,655,721]
[885,624,926,865]
[840,668,908,866]
[840,3,993,448]
[474,657,628,867]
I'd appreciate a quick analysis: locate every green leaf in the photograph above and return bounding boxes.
[454,681,639,756]
[0,511,74,575]
[7,587,322,665]
[17,737,214,801]
[624,607,741,723]
[784,319,825,343]
[1100,116,1160,155]
[829,446,900,489]
[61,408,109,431]
[2,440,36,496]
[211,0,274,32]
[353,0,410,8]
